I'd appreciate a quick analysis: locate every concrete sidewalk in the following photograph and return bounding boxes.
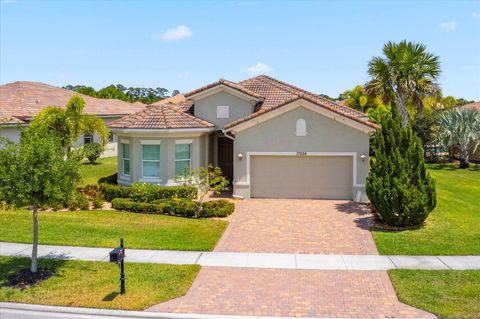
[1,242,479,270]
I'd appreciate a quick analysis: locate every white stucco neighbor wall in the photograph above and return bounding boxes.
[230,105,372,202]
[0,116,120,158]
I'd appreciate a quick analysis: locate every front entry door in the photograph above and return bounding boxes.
[217,137,233,184]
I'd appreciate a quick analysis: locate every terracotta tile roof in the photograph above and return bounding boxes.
[108,104,215,130]
[151,98,194,113]
[226,75,376,129]
[151,94,187,105]
[184,79,261,99]
[463,101,480,111]
[0,81,146,124]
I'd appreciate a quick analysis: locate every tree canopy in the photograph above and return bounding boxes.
[64,84,177,105]
[365,41,441,126]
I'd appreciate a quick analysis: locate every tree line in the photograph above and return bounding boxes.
[63,84,181,105]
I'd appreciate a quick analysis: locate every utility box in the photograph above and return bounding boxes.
[109,247,125,263]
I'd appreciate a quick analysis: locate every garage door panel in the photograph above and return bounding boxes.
[250,156,352,199]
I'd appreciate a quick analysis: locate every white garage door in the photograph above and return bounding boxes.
[250,155,353,199]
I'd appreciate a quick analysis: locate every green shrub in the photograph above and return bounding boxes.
[97,173,117,185]
[92,196,104,209]
[130,182,197,202]
[366,105,436,227]
[83,142,104,164]
[99,183,133,201]
[77,184,101,199]
[112,198,199,217]
[111,198,164,214]
[76,193,90,210]
[99,182,197,202]
[200,200,235,217]
[51,202,64,211]
[67,198,79,211]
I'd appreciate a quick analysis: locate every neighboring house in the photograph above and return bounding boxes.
[463,101,480,162]
[110,75,377,202]
[0,81,145,157]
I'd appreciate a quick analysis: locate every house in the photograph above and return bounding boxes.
[109,75,377,202]
[0,81,145,156]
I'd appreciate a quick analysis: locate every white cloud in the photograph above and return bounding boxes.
[153,25,192,41]
[473,12,480,19]
[439,21,457,31]
[246,62,272,75]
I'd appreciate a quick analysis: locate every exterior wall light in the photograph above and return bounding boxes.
[360,154,367,162]
[237,153,243,160]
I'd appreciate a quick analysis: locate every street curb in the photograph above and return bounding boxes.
[0,302,433,319]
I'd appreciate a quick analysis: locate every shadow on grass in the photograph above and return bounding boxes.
[0,256,67,289]
[102,291,119,301]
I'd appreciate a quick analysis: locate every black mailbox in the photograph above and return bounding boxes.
[109,247,125,263]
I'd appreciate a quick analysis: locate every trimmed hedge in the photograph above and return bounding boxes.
[111,198,235,218]
[201,200,235,217]
[100,182,197,202]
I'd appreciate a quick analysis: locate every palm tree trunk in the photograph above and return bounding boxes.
[459,145,470,169]
[396,91,410,127]
[31,205,38,273]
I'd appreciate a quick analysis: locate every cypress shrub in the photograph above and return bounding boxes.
[366,105,436,227]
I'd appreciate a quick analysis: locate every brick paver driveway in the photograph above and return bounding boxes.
[215,199,378,254]
[150,199,435,318]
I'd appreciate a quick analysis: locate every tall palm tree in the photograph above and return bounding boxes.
[365,41,441,126]
[437,107,480,168]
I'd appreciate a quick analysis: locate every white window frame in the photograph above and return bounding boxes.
[120,140,130,177]
[140,141,161,180]
[175,140,192,176]
[217,105,229,119]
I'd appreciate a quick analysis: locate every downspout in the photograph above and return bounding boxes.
[221,129,243,199]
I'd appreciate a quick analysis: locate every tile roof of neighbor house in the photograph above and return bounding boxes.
[108,104,215,130]
[0,81,146,124]
[463,101,480,110]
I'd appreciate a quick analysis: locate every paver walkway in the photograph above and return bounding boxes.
[215,199,378,255]
[149,199,436,318]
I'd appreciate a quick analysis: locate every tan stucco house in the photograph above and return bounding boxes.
[0,81,145,157]
[109,76,377,202]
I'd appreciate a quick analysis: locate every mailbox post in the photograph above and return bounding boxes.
[109,238,126,295]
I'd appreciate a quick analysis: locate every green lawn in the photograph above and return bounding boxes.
[372,164,480,255]
[0,256,199,310]
[0,209,227,251]
[389,270,480,319]
[78,156,117,186]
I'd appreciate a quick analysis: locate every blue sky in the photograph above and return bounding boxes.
[1,0,479,100]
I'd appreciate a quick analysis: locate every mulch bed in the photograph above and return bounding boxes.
[5,268,53,290]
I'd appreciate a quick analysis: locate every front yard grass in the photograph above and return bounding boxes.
[78,156,117,186]
[0,209,227,251]
[389,270,480,319]
[372,164,480,255]
[0,256,199,310]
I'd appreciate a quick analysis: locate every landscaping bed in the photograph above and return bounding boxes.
[0,256,200,310]
[389,269,480,319]
[0,209,227,251]
[372,164,480,255]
